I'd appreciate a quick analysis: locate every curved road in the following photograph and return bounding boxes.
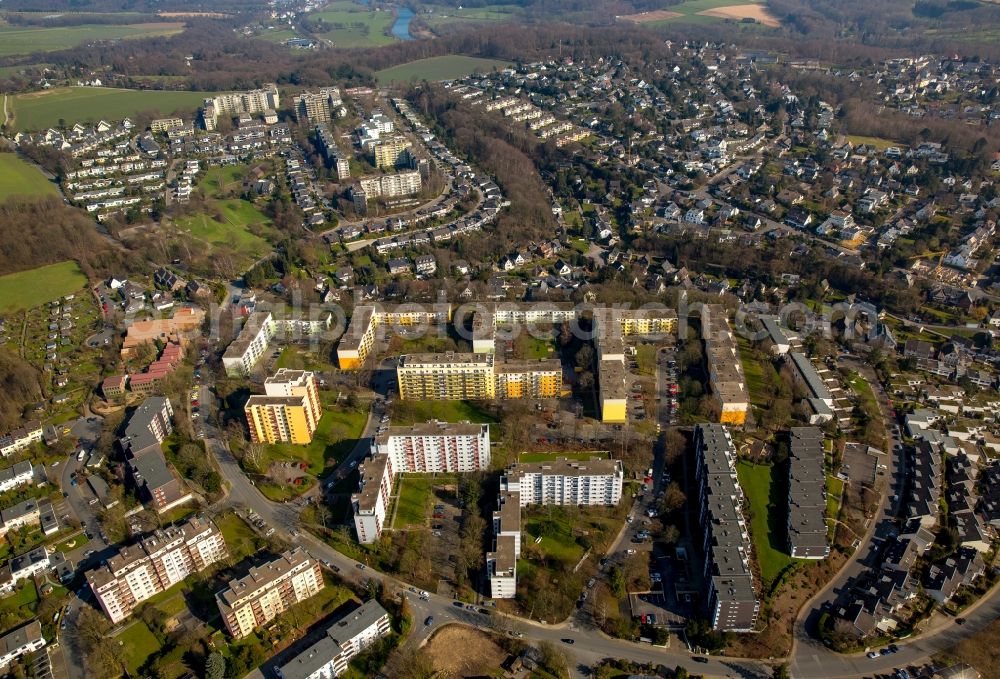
[196,361,997,679]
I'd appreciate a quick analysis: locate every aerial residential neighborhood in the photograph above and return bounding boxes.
[0,0,999,678]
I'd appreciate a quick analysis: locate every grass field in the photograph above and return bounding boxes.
[0,261,87,313]
[391,399,496,426]
[116,621,161,675]
[0,22,184,58]
[0,153,58,202]
[847,135,897,150]
[392,474,455,528]
[265,401,368,476]
[175,200,274,260]
[420,3,524,26]
[736,461,800,586]
[375,55,513,83]
[313,2,396,48]
[55,533,89,553]
[10,86,215,132]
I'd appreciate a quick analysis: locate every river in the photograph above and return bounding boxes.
[391,6,415,40]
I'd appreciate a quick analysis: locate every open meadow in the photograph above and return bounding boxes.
[9,87,215,132]
[0,153,58,202]
[0,21,185,58]
[0,261,88,313]
[312,2,396,48]
[618,0,779,26]
[375,55,513,84]
[173,200,274,261]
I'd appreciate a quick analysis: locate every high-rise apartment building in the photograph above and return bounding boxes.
[694,424,760,632]
[703,305,750,426]
[245,370,322,445]
[293,88,342,125]
[86,517,228,623]
[353,422,492,544]
[788,427,830,559]
[217,548,324,639]
[397,353,497,400]
[202,85,280,131]
[501,458,624,507]
[495,360,562,399]
[357,171,422,200]
[275,600,391,679]
[371,136,411,169]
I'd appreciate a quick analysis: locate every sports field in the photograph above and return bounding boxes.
[375,55,514,84]
[313,2,396,48]
[0,261,88,313]
[10,87,215,132]
[0,22,185,58]
[0,153,58,202]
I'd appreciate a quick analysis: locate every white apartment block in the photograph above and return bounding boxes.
[0,621,45,670]
[86,517,228,623]
[0,462,33,494]
[275,600,391,679]
[0,547,50,595]
[354,422,491,544]
[223,311,333,377]
[202,85,280,130]
[502,458,624,506]
[488,490,521,599]
[217,548,324,639]
[357,171,422,200]
[373,421,491,473]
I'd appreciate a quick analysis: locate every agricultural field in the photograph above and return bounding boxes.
[375,55,513,84]
[312,2,396,48]
[418,3,524,27]
[618,0,779,26]
[0,153,58,203]
[0,21,185,58]
[0,261,87,313]
[9,87,215,132]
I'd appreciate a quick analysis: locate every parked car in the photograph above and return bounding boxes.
[424,616,434,626]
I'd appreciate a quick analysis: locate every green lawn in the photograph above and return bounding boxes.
[846,135,897,150]
[391,399,496,426]
[0,153,58,202]
[265,401,368,476]
[10,86,215,132]
[375,55,514,84]
[0,22,184,58]
[736,461,800,587]
[202,164,249,198]
[215,512,259,560]
[55,533,89,553]
[737,338,771,409]
[392,475,455,529]
[826,474,844,539]
[0,261,88,313]
[116,621,161,675]
[275,345,336,372]
[175,200,273,259]
[518,451,609,463]
[313,2,397,48]
[523,516,585,563]
[0,580,38,618]
[420,2,524,25]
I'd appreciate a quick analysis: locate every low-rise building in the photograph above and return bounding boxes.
[0,621,45,670]
[0,421,43,457]
[0,462,33,494]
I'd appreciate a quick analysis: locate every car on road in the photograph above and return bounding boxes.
[452,601,464,608]
[587,578,596,588]
[357,564,365,570]
[424,616,434,626]
[561,638,575,645]
[867,651,880,659]
[955,617,966,625]
[692,657,708,664]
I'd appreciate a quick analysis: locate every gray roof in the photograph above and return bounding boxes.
[128,453,174,490]
[789,352,833,402]
[277,601,389,679]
